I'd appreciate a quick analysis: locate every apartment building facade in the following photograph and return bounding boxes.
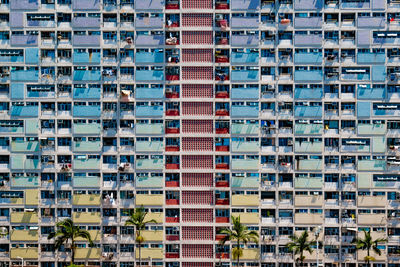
[0,0,399,266]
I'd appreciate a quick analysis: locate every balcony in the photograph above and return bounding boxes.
[73,70,101,81]
[72,0,100,10]
[341,144,370,153]
[135,35,164,46]
[73,212,101,224]
[341,73,370,81]
[10,230,38,241]
[136,51,164,64]
[294,195,323,206]
[0,54,23,63]
[357,195,386,207]
[72,35,100,46]
[136,140,163,152]
[358,251,386,262]
[231,35,260,46]
[11,70,39,82]
[136,70,164,81]
[297,158,323,171]
[231,70,259,82]
[73,158,101,170]
[142,230,163,241]
[11,176,39,188]
[294,213,323,224]
[136,176,163,188]
[136,88,164,100]
[136,106,163,117]
[231,141,259,153]
[73,176,100,188]
[136,158,163,170]
[77,230,101,242]
[294,141,322,153]
[231,17,259,28]
[135,0,164,9]
[146,212,163,223]
[357,160,385,171]
[73,105,101,117]
[232,195,259,206]
[10,35,38,46]
[73,140,101,152]
[294,177,323,189]
[294,106,323,118]
[357,52,386,64]
[11,212,39,224]
[231,0,260,9]
[231,105,259,117]
[294,123,323,135]
[231,212,259,224]
[231,123,259,135]
[73,52,101,64]
[136,248,163,259]
[294,52,323,64]
[10,248,38,260]
[358,214,386,225]
[72,17,101,28]
[232,52,258,64]
[75,248,101,260]
[73,194,101,206]
[341,1,370,8]
[232,158,259,170]
[294,0,323,9]
[241,249,260,260]
[294,70,323,82]
[12,157,39,170]
[136,17,163,28]
[295,17,323,28]
[294,35,322,46]
[136,194,163,206]
[136,123,164,135]
[11,140,39,152]
[73,123,101,134]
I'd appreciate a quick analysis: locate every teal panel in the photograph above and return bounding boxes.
[73,177,100,187]
[294,177,323,188]
[136,176,163,188]
[231,176,259,188]
[10,155,24,169]
[11,83,24,100]
[357,102,371,118]
[25,119,39,134]
[25,48,39,64]
[371,65,386,82]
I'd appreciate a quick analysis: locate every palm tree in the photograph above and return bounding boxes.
[47,218,94,265]
[217,215,259,267]
[286,230,316,266]
[125,205,157,267]
[352,229,387,265]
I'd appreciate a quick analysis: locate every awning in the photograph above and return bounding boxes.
[121,90,131,95]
